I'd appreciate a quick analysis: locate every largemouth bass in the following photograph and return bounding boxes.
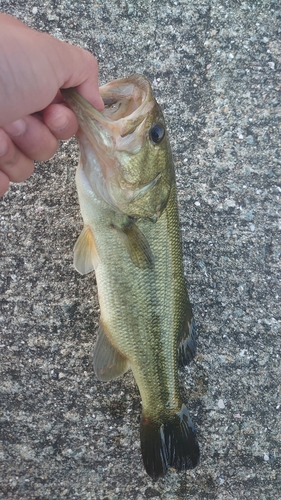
[61,74,200,479]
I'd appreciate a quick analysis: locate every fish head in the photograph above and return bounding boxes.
[62,74,173,220]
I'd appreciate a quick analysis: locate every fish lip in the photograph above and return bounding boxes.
[62,75,154,138]
[61,88,113,126]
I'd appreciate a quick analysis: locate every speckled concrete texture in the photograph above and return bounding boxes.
[0,1,281,499]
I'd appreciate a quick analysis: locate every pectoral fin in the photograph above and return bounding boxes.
[93,322,130,381]
[131,173,162,201]
[73,226,99,275]
[114,220,154,269]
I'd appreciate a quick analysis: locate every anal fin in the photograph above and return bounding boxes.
[93,322,129,381]
[74,226,99,275]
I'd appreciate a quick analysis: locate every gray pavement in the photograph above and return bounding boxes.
[0,1,281,499]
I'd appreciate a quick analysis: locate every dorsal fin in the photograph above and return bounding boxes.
[178,316,197,367]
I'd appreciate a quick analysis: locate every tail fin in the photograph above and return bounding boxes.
[140,404,199,480]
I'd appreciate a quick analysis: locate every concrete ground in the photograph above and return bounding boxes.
[0,1,280,499]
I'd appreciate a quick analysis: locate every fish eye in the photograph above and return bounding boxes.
[149,123,165,145]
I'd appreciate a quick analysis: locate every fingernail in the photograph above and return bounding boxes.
[49,111,69,131]
[0,130,8,156]
[95,95,105,112]
[4,119,26,137]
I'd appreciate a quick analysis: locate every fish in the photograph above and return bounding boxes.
[61,74,200,480]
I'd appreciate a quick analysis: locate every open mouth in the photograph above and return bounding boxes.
[102,95,140,120]
[101,79,146,122]
[97,77,154,137]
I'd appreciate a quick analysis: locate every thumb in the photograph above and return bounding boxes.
[57,42,104,111]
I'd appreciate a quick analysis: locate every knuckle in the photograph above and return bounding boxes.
[0,145,20,169]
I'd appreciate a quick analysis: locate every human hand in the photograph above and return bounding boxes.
[0,14,104,196]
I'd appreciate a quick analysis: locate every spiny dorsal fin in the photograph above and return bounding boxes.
[114,219,154,270]
[93,322,130,381]
[73,226,99,275]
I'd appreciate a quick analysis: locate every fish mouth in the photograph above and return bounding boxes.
[62,75,154,146]
[79,75,155,151]
[99,75,154,139]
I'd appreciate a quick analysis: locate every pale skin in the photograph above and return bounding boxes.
[0,14,104,197]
